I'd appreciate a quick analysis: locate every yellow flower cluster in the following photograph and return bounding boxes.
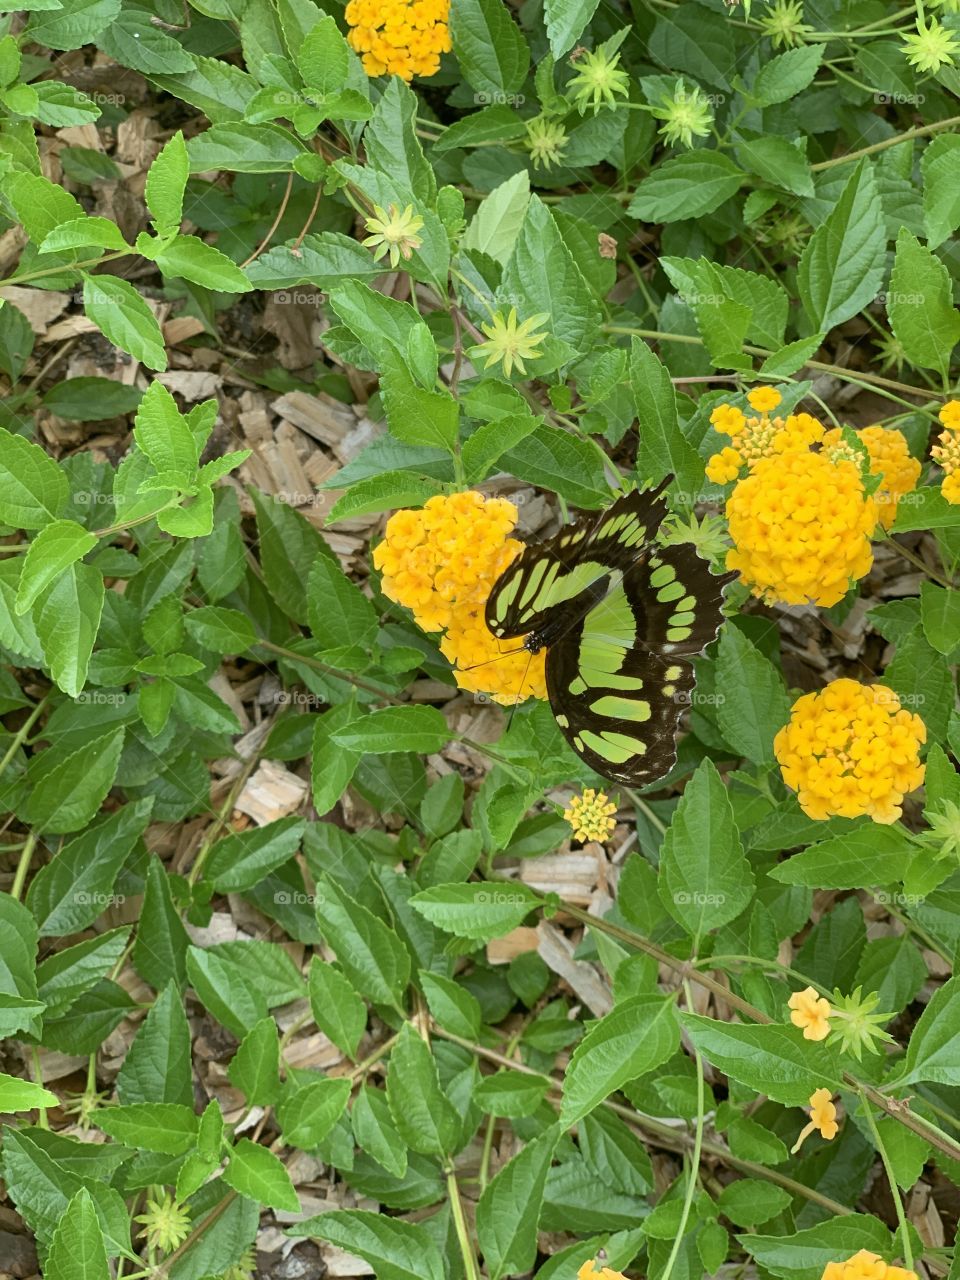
[564,789,617,843]
[773,679,926,824]
[578,1261,626,1280]
[788,986,832,1041]
[373,491,547,704]
[725,449,876,606]
[792,1088,839,1153]
[346,0,450,79]
[705,387,824,483]
[822,425,920,530]
[822,1253,917,1280]
[932,400,960,504]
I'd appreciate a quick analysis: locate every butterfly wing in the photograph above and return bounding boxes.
[485,483,670,642]
[546,542,735,784]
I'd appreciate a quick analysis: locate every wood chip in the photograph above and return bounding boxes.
[0,286,70,334]
[520,851,599,905]
[487,926,541,963]
[537,920,612,1017]
[235,759,308,825]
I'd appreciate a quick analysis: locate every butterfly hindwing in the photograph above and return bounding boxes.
[545,543,734,784]
[485,483,670,641]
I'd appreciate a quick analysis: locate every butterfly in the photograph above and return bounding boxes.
[485,482,735,785]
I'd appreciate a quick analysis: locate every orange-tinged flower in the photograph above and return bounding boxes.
[578,1260,627,1280]
[774,680,926,824]
[725,450,876,607]
[788,986,832,1041]
[791,1087,839,1153]
[374,491,547,705]
[821,1252,918,1280]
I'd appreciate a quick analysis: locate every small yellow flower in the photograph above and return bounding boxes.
[564,788,617,843]
[135,1193,191,1254]
[746,386,782,413]
[791,1087,839,1153]
[578,1261,627,1280]
[788,986,832,1041]
[822,1252,918,1280]
[706,446,743,484]
[822,425,920,531]
[473,308,550,378]
[362,203,424,268]
[774,679,926,824]
[940,399,960,430]
[943,470,960,504]
[710,403,747,437]
[902,15,960,73]
[931,404,960,503]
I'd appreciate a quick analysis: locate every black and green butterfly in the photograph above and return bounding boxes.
[485,482,734,785]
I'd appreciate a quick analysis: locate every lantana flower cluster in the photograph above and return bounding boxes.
[932,400,960,504]
[773,679,926,824]
[346,0,451,79]
[822,1253,917,1280]
[822,425,921,530]
[706,389,883,607]
[373,491,547,704]
[565,789,617,843]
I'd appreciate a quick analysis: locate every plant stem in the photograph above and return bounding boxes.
[0,692,50,785]
[810,115,960,169]
[446,1167,482,1280]
[31,1046,48,1128]
[659,981,706,1280]
[11,829,37,901]
[860,1087,913,1270]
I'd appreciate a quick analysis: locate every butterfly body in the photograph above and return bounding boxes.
[485,485,734,785]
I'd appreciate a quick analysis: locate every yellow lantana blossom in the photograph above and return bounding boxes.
[823,425,920,530]
[346,0,450,79]
[822,1252,918,1280]
[705,388,825,482]
[788,986,832,1041]
[773,679,926,824]
[578,1261,627,1280]
[791,1087,839,1153]
[564,789,617,843]
[725,449,876,607]
[932,400,960,505]
[373,491,547,704]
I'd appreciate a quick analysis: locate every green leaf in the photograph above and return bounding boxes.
[797,160,886,331]
[715,625,791,763]
[717,1179,792,1228]
[579,1107,653,1194]
[21,726,122,834]
[292,1210,445,1280]
[186,945,269,1038]
[629,337,703,490]
[462,412,540,483]
[380,353,459,453]
[245,231,385,289]
[759,334,825,378]
[96,1102,199,1154]
[352,1086,407,1178]
[99,9,194,71]
[145,129,189,234]
[410,881,539,942]
[474,1070,551,1117]
[658,758,754,940]
[545,0,600,57]
[420,969,483,1039]
[278,1077,351,1148]
[132,856,190,991]
[386,1022,461,1157]
[750,43,825,106]
[901,973,960,1086]
[82,274,167,371]
[498,422,611,508]
[228,1016,282,1106]
[680,1014,842,1106]
[308,554,379,653]
[449,0,530,96]
[6,170,84,244]
[116,980,192,1106]
[40,215,129,253]
[363,77,435,206]
[629,152,744,223]
[224,1138,300,1212]
[250,487,337,624]
[891,484,960,532]
[206,816,305,893]
[151,233,253,293]
[331,706,451,755]
[315,874,411,1010]
[560,994,680,1126]
[45,1189,109,1280]
[32,559,104,699]
[186,121,308,172]
[887,228,960,378]
[477,1125,561,1280]
[297,15,349,95]
[462,169,530,265]
[0,426,69,530]
[920,581,960,656]
[922,134,960,249]
[15,519,98,615]
[308,956,367,1058]
[0,1072,59,1113]
[311,700,361,818]
[739,1214,894,1280]
[42,377,143,421]
[26,798,153,936]
[326,471,445,523]
[770,825,920,889]
[183,604,256,654]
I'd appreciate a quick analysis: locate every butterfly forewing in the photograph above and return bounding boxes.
[485,483,670,641]
[546,542,734,784]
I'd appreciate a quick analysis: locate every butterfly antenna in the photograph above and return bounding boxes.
[461,646,526,673]
[507,647,534,732]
